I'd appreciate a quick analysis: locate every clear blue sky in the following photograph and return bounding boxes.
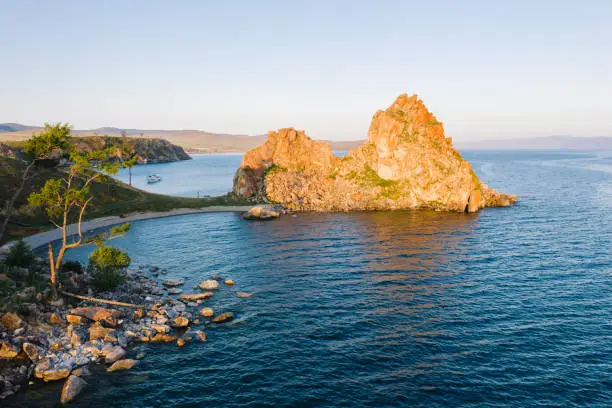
[1,0,610,141]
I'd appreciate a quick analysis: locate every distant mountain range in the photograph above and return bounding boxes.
[1,123,610,152]
[0,123,363,153]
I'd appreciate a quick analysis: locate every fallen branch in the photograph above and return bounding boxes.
[59,290,142,308]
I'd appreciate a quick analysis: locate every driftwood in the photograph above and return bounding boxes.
[59,290,142,309]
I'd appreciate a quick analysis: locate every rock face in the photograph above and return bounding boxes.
[232,94,515,212]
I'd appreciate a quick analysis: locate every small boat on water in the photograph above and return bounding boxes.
[146,174,162,184]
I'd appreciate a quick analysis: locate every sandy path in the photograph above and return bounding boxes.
[5,206,254,251]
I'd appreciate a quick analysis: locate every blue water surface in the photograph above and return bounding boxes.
[11,150,612,407]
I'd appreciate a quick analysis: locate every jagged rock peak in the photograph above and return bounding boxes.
[233,94,516,212]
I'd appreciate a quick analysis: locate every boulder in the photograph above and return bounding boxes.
[198,280,219,290]
[194,331,207,342]
[212,312,234,324]
[89,322,115,341]
[0,313,23,330]
[60,375,87,404]
[180,293,213,301]
[162,279,184,287]
[43,367,71,382]
[70,307,120,324]
[224,279,235,285]
[22,342,41,362]
[167,288,182,295]
[0,342,19,358]
[199,307,214,318]
[236,292,253,299]
[107,359,137,372]
[242,206,280,220]
[150,333,176,343]
[151,324,170,333]
[171,316,189,328]
[104,346,126,364]
[66,314,84,325]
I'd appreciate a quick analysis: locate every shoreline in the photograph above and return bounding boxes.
[5,206,256,251]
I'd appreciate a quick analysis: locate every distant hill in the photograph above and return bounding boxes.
[458,136,612,150]
[0,123,363,153]
[0,123,38,133]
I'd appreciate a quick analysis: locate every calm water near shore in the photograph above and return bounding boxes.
[11,150,612,407]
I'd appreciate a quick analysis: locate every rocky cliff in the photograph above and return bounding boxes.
[0,137,191,164]
[73,137,191,164]
[233,94,515,212]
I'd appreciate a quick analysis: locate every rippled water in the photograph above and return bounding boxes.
[114,153,243,197]
[11,151,612,407]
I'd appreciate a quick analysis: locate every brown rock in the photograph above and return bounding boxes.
[242,206,280,220]
[60,375,86,403]
[151,324,170,333]
[224,279,235,285]
[104,346,126,363]
[194,330,207,342]
[150,333,176,343]
[0,342,19,358]
[171,316,189,328]
[176,338,186,347]
[212,312,234,324]
[35,358,51,378]
[43,367,71,382]
[236,292,252,299]
[133,309,143,319]
[198,280,219,290]
[0,312,23,330]
[70,307,120,325]
[107,359,137,372]
[180,293,213,301]
[199,307,214,318]
[49,313,64,325]
[66,314,84,325]
[232,94,515,212]
[89,322,115,341]
[22,342,40,362]
[71,332,82,346]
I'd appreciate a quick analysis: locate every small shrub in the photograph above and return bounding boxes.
[5,240,35,268]
[88,246,130,291]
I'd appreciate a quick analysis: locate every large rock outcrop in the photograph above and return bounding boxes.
[233,94,515,212]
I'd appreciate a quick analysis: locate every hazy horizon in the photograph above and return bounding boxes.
[1,0,611,141]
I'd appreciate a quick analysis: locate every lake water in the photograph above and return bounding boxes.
[114,153,244,197]
[11,150,612,407]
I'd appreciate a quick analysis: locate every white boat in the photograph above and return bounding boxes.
[146,173,162,184]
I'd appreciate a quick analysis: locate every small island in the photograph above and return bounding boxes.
[233,94,516,213]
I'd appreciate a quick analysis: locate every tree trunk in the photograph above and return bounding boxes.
[48,242,58,300]
[0,160,34,242]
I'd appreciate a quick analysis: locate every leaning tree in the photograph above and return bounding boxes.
[28,125,130,299]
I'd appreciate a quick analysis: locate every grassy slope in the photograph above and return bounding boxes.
[0,157,250,243]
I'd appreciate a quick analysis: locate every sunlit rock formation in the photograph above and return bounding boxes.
[233,94,515,212]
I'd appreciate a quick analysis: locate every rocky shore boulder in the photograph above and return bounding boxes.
[232,94,515,212]
[242,206,280,220]
[60,375,87,404]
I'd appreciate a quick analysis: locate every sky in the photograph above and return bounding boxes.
[1,0,611,141]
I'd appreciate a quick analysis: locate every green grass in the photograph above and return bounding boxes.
[0,157,250,243]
